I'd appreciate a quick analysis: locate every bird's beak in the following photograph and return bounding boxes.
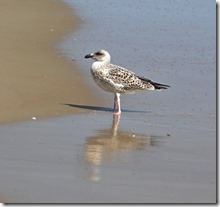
[84,53,94,59]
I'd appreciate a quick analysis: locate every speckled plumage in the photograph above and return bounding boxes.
[85,49,170,114]
[91,63,155,94]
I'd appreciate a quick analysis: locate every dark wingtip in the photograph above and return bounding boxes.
[138,76,170,89]
[153,83,170,90]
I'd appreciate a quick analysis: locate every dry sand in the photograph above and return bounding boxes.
[0,0,102,123]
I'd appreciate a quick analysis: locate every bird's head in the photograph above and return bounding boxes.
[84,49,111,63]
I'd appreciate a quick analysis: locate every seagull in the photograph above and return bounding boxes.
[85,49,170,114]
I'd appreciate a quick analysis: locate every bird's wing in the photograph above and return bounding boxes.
[104,64,151,92]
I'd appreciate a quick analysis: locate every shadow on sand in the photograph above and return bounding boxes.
[61,103,149,114]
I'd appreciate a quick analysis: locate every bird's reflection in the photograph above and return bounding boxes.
[83,114,165,182]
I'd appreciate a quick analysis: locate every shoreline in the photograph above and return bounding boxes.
[0,0,103,124]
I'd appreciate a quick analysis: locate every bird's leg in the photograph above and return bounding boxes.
[113,94,117,112]
[113,93,121,114]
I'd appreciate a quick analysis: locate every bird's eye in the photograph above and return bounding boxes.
[95,52,103,56]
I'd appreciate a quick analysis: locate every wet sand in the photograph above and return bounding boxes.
[0,0,102,123]
[0,112,216,203]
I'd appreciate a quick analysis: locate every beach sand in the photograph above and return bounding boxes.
[0,0,102,123]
